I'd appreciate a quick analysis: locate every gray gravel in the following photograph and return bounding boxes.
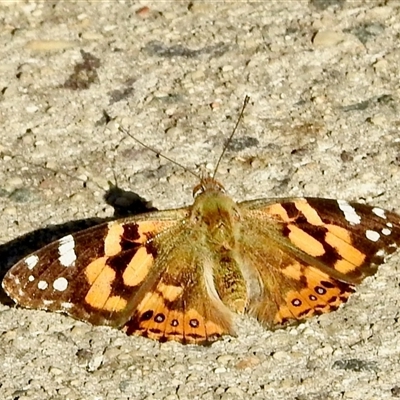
[1,1,400,399]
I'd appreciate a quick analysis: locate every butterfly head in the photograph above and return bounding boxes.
[192,176,226,198]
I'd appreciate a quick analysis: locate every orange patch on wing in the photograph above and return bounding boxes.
[104,221,175,258]
[184,308,206,340]
[294,199,323,226]
[104,223,124,256]
[157,283,183,302]
[136,297,225,343]
[103,295,127,312]
[165,309,184,340]
[275,279,346,323]
[304,266,331,284]
[281,261,303,281]
[135,292,170,339]
[326,224,352,244]
[284,290,314,317]
[85,257,108,285]
[135,221,176,243]
[325,232,365,266]
[84,261,127,311]
[123,247,154,287]
[304,267,349,307]
[137,292,163,314]
[288,224,325,256]
[299,286,337,312]
[264,203,291,222]
[205,320,225,339]
[275,305,295,323]
[334,258,358,275]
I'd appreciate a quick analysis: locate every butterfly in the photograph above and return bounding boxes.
[3,98,400,345]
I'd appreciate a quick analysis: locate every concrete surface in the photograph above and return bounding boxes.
[1,1,400,399]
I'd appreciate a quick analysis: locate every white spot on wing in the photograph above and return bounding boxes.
[381,228,391,236]
[38,280,48,290]
[28,275,35,282]
[337,200,361,225]
[376,249,386,257]
[372,207,386,219]
[387,222,393,228]
[61,302,73,309]
[366,230,380,242]
[58,235,77,267]
[43,299,54,306]
[25,255,39,270]
[53,277,68,292]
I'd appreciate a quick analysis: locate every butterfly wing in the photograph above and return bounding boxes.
[2,208,234,344]
[2,212,181,327]
[237,197,400,326]
[121,235,236,344]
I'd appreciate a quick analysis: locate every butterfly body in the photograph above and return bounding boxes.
[3,176,400,344]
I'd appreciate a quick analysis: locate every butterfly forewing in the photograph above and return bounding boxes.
[2,212,184,327]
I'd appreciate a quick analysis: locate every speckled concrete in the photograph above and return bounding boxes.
[1,1,400,399]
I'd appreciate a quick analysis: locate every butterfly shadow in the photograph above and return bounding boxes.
[0,184,156,305]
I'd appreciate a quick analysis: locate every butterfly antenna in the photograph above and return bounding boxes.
[118,126,200,180]
[212,95,250,179]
